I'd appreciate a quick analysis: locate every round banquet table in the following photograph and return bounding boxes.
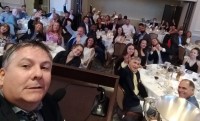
[139,64,200,105]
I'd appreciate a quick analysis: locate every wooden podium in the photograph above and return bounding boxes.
[48,64,119,121]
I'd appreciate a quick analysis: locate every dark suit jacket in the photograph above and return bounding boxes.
[119,66,142,109]
[148,45,170,64]
[104,22,113,30]
[80,22,91,35]
[18,31,46,42]
[171,35,186,54]
[53,51,81,67]
[134,32,151,46]
[45,13,52,18]
[0,94,63,121]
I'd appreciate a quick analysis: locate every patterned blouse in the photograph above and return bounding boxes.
[46,32,62,45]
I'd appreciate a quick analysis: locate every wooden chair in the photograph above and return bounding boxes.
[86,51,96,69]
[116,86,144,120]
[195,40,200,45]
[112,43,127,73]
[116,86,125,111]
[113,43,127,57]
[178,46,186,64]
[149,33,158,40]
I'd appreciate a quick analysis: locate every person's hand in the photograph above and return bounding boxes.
[151,46,156,52]
[67,20,71,26]
[156,44,162,51]
[76,35,81,44]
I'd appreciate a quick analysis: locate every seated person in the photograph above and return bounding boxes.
[0,43,15,68]
[0,6,17,36]
[46,21,64,47]
[119,56,147,121]
[49,13,62,26]
[65,23,87,51]
[0,41,63,120]
[185,31,192,45]
[148,38,169,64]
[178,79,199,108]
[114,43,138,75]
[18,5,28,19]
[150,18,159,28]
[133,23,151,47]
[0,23,14,43]
[137,39,148,67]
[28,9,43,33]
[19,22,46,42]
[96,18,105,31]
[45,8,56,19]
[183,48,200,73]
[80,37,95,68]
[113,27,126,44]
[122,19,135,39]
[53,44,84,67]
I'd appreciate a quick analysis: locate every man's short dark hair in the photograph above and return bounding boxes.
[2,41,52,68]
[182,79,195,89]
[138,23,145,27]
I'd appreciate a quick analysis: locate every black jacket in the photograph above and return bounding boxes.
[119,66,146,109]
[148,45,170,64]
[0,94,63,121]
[53,51,81,67]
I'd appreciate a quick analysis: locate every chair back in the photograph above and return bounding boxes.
[116,86,125,110]
[113,43,126,57]
[195,40,200,45]
[178,46,186,63]
[149,33,158,40]
[86,50,96,69]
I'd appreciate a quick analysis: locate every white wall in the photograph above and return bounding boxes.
[88,0,179,21]
[189,0,200,41]
[50,0,71,14]
[0,0,24,8]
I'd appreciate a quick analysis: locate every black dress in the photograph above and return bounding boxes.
[140,55,147,67]
[185,61,198,73]
[53,51,81,67]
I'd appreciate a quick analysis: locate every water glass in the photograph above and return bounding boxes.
[180,65,185,73]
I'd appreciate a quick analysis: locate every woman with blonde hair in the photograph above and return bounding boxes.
[46,21,64,46]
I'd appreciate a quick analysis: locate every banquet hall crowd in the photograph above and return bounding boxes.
[0,0,200,121]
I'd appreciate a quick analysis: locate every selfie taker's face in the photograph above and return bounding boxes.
[0,47,52,105]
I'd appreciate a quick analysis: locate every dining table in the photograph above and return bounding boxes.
[43,41,65,58]
[139,64,200,106]
[146,28,168,43]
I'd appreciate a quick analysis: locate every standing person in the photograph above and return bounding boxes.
[0,41,63,121]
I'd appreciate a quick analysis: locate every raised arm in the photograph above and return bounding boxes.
[63,0,68,13]
[65,21,75,36]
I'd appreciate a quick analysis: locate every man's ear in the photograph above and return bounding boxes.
[0,69,5,87]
